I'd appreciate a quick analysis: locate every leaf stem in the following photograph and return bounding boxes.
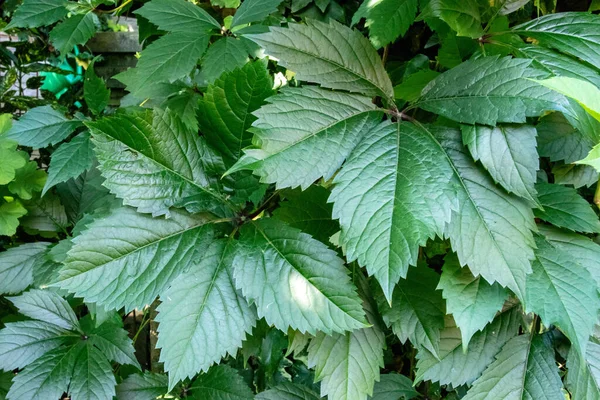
[384,107,416,122]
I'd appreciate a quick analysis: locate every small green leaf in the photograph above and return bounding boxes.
[231,0,284,28]
[6,0,67,29]
[256,382,321,400]
[116,372,168,400]
[536,76,600,122]
[8,161,46,200]
[566,340,600,399]
[8,289,79,331]
[576,143,600,173]
[68,341,117,400]
[90,321,140,369]
[84,61,110,115]
[43,132,94,195]
[353,0,418,48]
[5,106,82,148]
[394,69,440,102]
[49,12,98,58]
[0,242,51,294]
[371,374,419,400]
[187,365,253,399]
[419,0,483,38]
[134,0,220,32]
[21,194,68,234]
[0,200,27,237]
[0,138,27,185]
[536,112,594,164]
[199,37,249,86]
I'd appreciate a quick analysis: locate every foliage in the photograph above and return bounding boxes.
[1,0,600,399]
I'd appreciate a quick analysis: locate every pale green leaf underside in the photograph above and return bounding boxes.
[0,242,50,295]
[8,289,79,331]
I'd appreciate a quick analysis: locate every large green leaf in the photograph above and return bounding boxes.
[308,321,385,400]
[378,264,446,357]
[438,253,508,349]
[436,126,536,300]
[413,56,567,125]
[534,182,600,233]
[246,19,394,99]
[526,237,600,357]
[419,0,483,38]
[8,289,79,331]
[330,122,457,300]
[461,124,539,206]
[5,106,82,148]
[156,239,256,389]
[116,372,168,400]
[49,12,98,58]
[566,341,600,399]
[229,87,382,190]
[198,60,273,166]
[513,12,600,69]
[6,0,67,29]
[352,0,418,48]
[42,132,94,195]
[88,108,231,217]
[0,242,50,295]
[463,334,563,399]
[134,0,220,32]
[232,218,367,334]
[231,0,284,27]
[187,365,253,400]
[415,307,521,386]
[56,206,216,311]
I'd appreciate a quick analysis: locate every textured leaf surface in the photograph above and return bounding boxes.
[49,12,98,58]
[157,239,256,389]
[43,132,94,195]
[0,242,50,295]
[438,253,507,349]
[89,108,230,217]
[415,56,567,125]
[232,218,367,334]
[378,264,445,356]
[536,112,593,163]
[89,322,139,368]
[420,0,482,38]
[5,106,82,148]
[8,289,79,331]
[230,87,382,190]
[463,334,563,400]
[353,0,418,48]
[308,322,385,400]
[534,182,600,233]
[437,126,536,299]
[415,308,521,386]
[116,372,168,400]
[513,12,600,68]
[21,195,68,234]
[134,0,220,32]
[331,122,457,299]
[6,0,67,28]
[231,0,284,27]
[461,124,538,205]
[526,237,600,357]
[371,373,418,400]
[84,61,110,116]
[256,382,321,400]
[56,206,215,310]
[188,365,253,400]
[68,342,116,400]
[199,37,249,86]
[567,341,600,399]
[198,60,273,166]
[246,19,394,98]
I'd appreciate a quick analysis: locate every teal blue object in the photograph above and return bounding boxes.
[40,47,84,101]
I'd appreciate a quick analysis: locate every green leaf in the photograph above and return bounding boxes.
[49,12,98,58]
[308,322,385,400]
[536,76,600,122]
[0,138,27,185]
[56,206,216,311]
[88,108,230,217]
[461,124,539,205]
[0,371,11,400]
[229,87,382,190]
[134,0,220,32]
[232,218,367,334]
[576,143,600,173]
[116,372,168,400]
[8,161,46,200]
[69,342,116,400]
[84,61,110,116]
[438,253,508,349]
[534,182,600,233]
[187,365,253,399]
[463,334,563,399]
[198,60,273,166]
[21,194,68,234]
[256,382,321,400]
[414,56,567,125]
[160,90,201,132]
[0,321,68,370]
[8,289,79,331]
[378,263,445,357]
[536,112,594,163]
[89,321,140,368]
[156,239,256,389]
[5,106,82,148]
[0,242,50,294]
[419,0,482,38]
[566,340,600,399]
[394,70,440,102]
[0,200,27,237]
[231,0,283,28]
[415,307,521,386]
[273,186,338,245]
[371,373,418,400]
[513,12,600,69]
[199,37,249,88]
[552,163,598,188]
[6,345,77,400]
[352,0,418,48]
[246,19,394,99]
[519,46,600,88]
[6,0,67,29]
[43,132,94,195]
[526,237,600,357]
